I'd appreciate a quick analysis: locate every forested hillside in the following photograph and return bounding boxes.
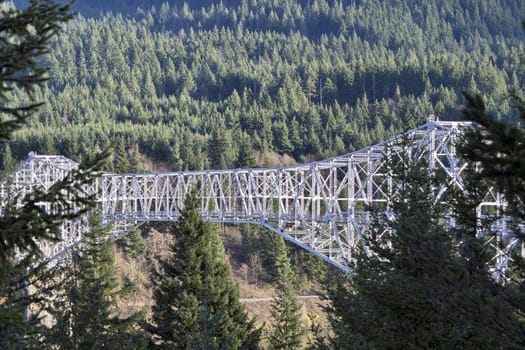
[5,0,524,172]
[2,1,525,348]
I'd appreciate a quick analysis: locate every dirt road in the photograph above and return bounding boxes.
[239,295,320,303]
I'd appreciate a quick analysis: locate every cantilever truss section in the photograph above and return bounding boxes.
[0,153,83,258]
[0,153,137,259]
[1,119,520,274]
[99,118,510,273]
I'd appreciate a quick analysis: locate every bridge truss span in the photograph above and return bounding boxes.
[3,118,518,274]
[100,118,473,271]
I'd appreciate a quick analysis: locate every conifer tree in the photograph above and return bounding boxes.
[454,90,525,348]
[148,189,261,349]
[114,136,131,173]
[119,228,147,259]
[129,144,143,172]
[268,236,304,350]
[208,125,232,169]
[44,213,146,349]
[2,143,15,173]
[320,147,500,349]
[0,1,107,347]
[235,133,257,168]
[445,29,525,347]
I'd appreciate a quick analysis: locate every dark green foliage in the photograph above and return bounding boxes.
[2,0,523,344]
[44,214,146,349]
[113,136,131,173]
[148,189,261,349]
[0,148,109,348]
[319,87,525,349]
[129,143,143,172]
[0,0,72,141]
[241,226,289,283]
[453,89,525,348]
[316,20,525,349]
[0,256,55,349]
[5,1,523,170]
[0,1,110,348]
[235,133,257,168]
[119,228,147,259]
[208,125,233,170]
[320,148,503,349]
[241,225,329,286]
[48,1,525,46]
[1,143,15,172]
[269,236,304,350]
[462,91,525,239]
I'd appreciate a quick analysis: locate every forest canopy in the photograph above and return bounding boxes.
[4,0,524,171]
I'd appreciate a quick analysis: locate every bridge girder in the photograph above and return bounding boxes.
[1,118,518,274]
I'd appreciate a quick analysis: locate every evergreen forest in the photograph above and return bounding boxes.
[4,0,524,171]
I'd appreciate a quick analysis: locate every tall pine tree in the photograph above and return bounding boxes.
[319,146,500,349]
[148,189,261,349]
[0,1,108,347]
[453,90,525,348]
[44,213,146,349]
[268,236,304,350]
[2,143,15,173]
[114,136,131,173]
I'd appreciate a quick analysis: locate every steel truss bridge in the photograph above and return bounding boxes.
[1,117,521,274]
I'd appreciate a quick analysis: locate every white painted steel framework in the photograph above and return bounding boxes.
[0,153,85,258]
[0,153,139,259]
[1,118,520,273]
